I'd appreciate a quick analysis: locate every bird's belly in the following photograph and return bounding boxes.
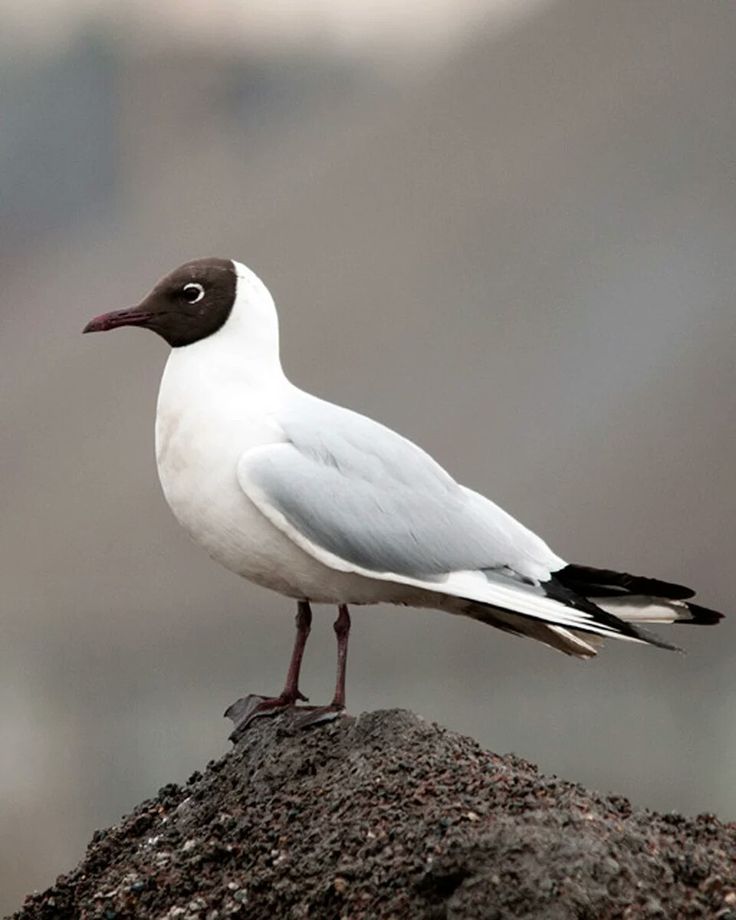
[155,417,411,606]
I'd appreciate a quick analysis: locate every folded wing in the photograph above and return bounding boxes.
[237,394,685,655]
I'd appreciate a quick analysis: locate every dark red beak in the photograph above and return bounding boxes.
[83,307,154,334]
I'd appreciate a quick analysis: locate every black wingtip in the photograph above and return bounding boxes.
[678,602,725,626]
[557,564,696,601]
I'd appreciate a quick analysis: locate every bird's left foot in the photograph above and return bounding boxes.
[225,691,307,742]
[293,703,347,728]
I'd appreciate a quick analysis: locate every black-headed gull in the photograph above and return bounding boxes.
[84,258,724,736]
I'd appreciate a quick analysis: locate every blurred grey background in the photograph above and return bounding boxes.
[2,0,736,912]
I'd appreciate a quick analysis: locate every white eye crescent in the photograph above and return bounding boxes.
[182,282,205,304]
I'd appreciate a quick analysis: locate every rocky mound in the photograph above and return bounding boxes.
[13,710,736,919]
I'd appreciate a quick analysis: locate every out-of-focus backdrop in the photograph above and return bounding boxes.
[2,0,736,911]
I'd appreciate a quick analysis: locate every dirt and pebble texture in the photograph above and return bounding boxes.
[12,709,736,920]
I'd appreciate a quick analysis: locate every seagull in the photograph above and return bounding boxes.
[84,258,724,737]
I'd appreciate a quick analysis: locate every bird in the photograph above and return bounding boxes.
[83,257,724,738]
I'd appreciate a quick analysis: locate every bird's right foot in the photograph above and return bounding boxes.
[225,690,307,742]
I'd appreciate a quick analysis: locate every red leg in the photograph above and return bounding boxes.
[282,600,312,701]
[296,604,351,727]
[225,600,312,740]
[331,604,351,709]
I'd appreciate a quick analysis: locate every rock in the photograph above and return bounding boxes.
[12,710,736,919]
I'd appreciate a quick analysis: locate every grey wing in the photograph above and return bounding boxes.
[239,394,564,582]
[239,395,680,655]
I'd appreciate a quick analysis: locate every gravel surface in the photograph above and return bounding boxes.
[12,709,736,919]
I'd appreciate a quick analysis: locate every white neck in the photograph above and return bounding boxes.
[161,260,287,396]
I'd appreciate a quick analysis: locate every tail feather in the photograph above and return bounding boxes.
[451,561,724,658]
[438,558,722,658]
[448,568,681,653]
[462,602,602,659]
[542,576,681,650]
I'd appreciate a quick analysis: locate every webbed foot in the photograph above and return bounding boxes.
[225,690,307,742]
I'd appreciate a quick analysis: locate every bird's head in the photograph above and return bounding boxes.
[83,257,239,348]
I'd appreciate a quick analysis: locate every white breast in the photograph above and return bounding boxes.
[155,344,291,588]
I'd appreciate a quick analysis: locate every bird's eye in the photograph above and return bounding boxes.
[182,282,205,304]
